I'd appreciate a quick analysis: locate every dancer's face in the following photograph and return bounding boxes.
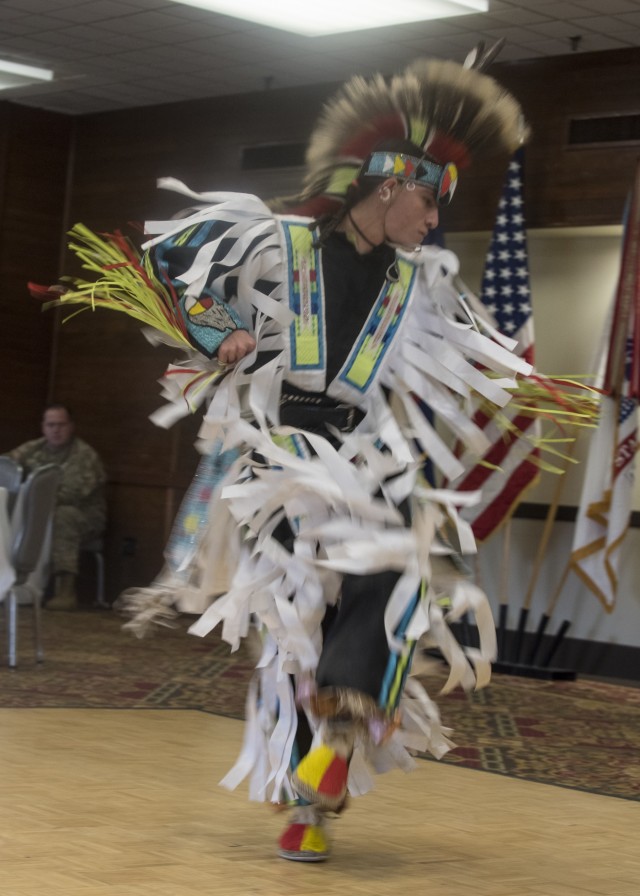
[382,179,439,247]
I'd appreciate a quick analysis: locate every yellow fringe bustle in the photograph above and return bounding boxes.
[472,373,602,475]
[49,223,191,349]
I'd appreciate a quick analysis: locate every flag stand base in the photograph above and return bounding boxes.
[492,660,576,681]
[446,617,578,681]
[493,616,576,679]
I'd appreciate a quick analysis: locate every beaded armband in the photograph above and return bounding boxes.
[181,293,248,359]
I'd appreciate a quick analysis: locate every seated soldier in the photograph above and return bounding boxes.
[6,403,106,609]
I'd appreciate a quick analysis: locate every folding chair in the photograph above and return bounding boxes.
[0,456,23,514]
[2,464,60,667]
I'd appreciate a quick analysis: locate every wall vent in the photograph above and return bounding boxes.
[241,142,306,170]
[568,114,640,147]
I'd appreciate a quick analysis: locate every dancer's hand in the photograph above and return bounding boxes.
[217,329,256,366]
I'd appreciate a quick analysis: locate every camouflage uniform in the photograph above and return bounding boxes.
[7,437,106,575]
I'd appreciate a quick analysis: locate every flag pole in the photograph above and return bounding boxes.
[527,559,571,665]
[497,518,512,661]
[534,399,624,666]
[532,388,615,666]
[510,510,531,662]
[524,431,578,664]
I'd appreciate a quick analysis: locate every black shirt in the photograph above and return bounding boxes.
[321,231,395,383]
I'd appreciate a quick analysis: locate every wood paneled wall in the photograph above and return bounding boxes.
[0,103,72,448]
[492,49,640,229]
[2,48,640,600]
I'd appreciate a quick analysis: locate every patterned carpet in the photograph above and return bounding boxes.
[2,607,639,802]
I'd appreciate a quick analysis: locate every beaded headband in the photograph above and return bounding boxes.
[362,152,458,206]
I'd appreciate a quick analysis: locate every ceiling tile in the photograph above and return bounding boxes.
[0,1,638,115]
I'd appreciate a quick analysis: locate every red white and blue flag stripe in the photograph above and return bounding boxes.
[454,147,539,542]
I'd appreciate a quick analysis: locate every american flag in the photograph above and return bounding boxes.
[454,147,539,542]
[570,163,640,611]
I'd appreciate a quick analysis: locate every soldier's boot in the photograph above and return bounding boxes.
[46,573,77,611]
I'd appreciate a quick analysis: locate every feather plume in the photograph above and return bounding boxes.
[275,56,528,216]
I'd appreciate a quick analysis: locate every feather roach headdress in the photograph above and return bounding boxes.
[276,49,528,218]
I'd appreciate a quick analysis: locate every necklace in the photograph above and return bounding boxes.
[347,212,378,251]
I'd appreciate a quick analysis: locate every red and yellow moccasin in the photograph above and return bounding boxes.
[291,744,349,811]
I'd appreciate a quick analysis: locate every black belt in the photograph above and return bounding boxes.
[280,387,364,434]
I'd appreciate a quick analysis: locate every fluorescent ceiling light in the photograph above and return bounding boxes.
[171,1,488,36]
[0,58,54,91]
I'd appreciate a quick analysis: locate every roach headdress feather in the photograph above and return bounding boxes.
[275,54,529,217]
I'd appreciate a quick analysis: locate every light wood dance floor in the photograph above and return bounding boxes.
[1,707,637,896]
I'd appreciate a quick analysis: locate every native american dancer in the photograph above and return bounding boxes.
[39,57,588,862]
